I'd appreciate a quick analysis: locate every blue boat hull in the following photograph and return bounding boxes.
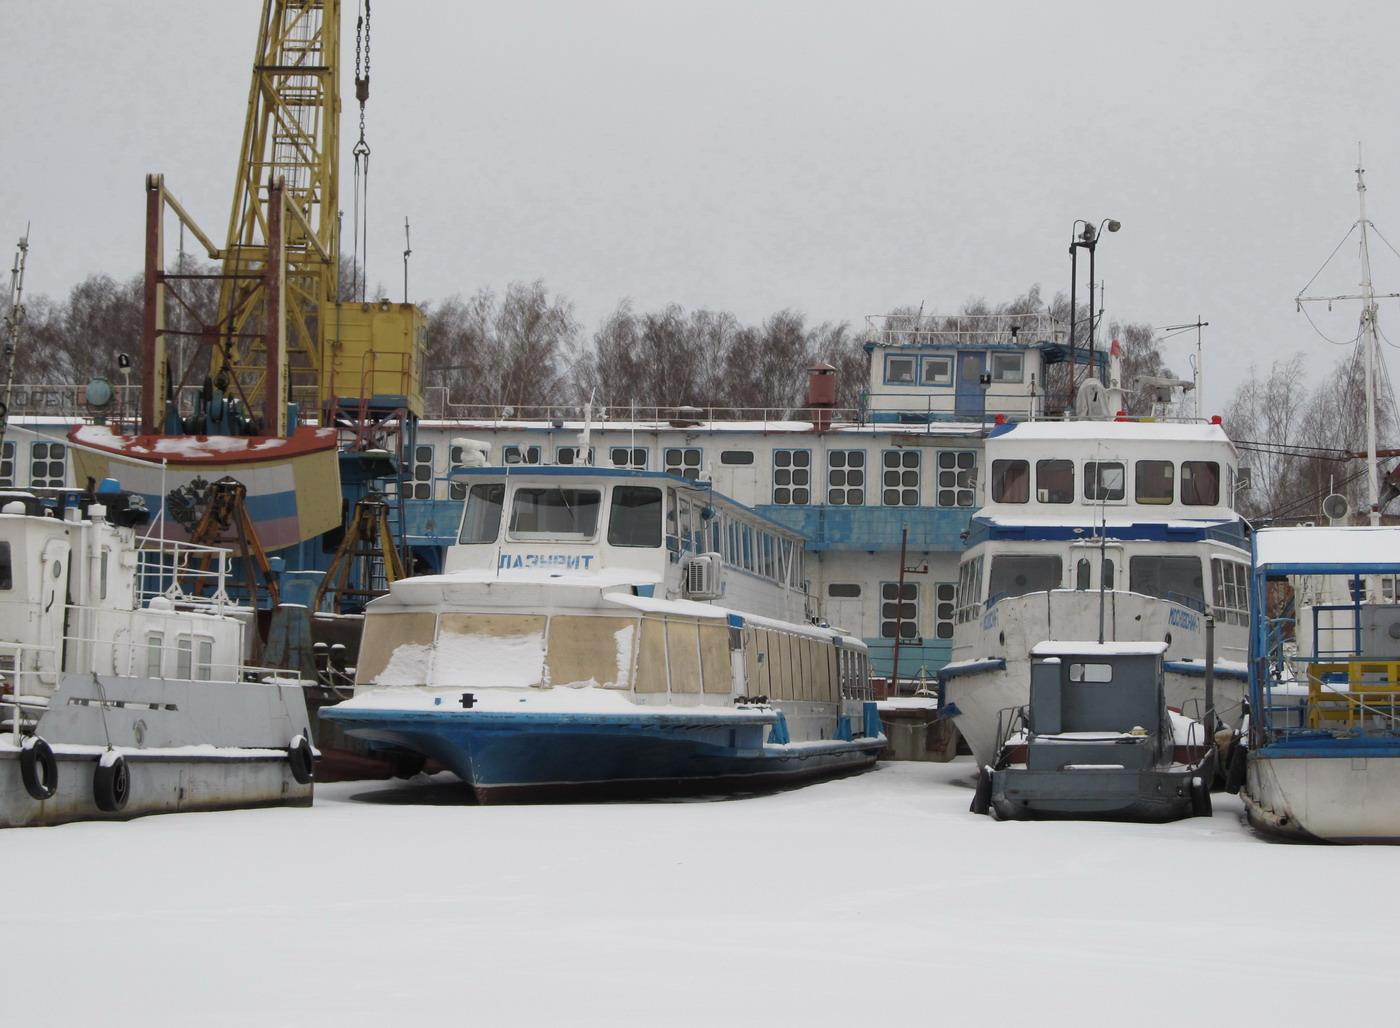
[322,704,885,803]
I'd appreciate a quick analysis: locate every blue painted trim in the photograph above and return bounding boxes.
[863,701,882,739]
[971,517,1248,546]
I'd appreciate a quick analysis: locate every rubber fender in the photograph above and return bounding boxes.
[20,736,58,800]
[969,766,993,815]
[93,752,131,812]
[288,734,316,785]
[1223,742,1247,795]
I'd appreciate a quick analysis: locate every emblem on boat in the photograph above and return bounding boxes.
[166,475,215,532]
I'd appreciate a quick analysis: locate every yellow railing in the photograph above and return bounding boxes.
[1306,659,1400,731]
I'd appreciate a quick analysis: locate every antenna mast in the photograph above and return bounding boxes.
[1296,147,1399,525]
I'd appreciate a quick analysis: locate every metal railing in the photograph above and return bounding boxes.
[864,311,1067,349]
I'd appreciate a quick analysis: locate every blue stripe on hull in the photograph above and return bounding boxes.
[322,707,884,803]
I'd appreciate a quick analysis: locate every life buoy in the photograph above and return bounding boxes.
[20,736,58,800]
[93,752,131,812]
[288,734,315,785]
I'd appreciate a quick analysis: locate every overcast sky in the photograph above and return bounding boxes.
[7,0,1400,417]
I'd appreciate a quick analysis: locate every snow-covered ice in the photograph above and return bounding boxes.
[8,759,1397,1027]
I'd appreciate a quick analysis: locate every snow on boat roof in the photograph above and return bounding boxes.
[993,420,1231,443]
[1254,526,1400,572]
[1031,641,1169,656]
[977,514,1239,530]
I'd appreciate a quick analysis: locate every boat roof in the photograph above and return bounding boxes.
[1254,525,1400,574]
[1031,641,1169,657]
[989,420,1233,445]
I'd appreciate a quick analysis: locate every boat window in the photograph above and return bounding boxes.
[937,450,977,507]
[880,582,919,639]
[773,449,811,505]
[1181,460,1220,505]
[719,450,754,465]
[610,447,648,470]
[502,445,542,465]
[1036,459,1074,503]
[882,450,921,506]
[1129,555,1204,610]
[989,554,1062,600]
[458,483,506,544]
[556,445,594,466]
[885,355,916,384]
[0,440,13,488]
[921,355,953,385]
[955,555,984,622]
[828,583,861,598]
[1084,461,1125,501]
[1068,662,1113,683]
[1135,460,1174,503]
[100,548,109,599]
[934,582,956,639]
[664,447,702,480]
[408,445,434,500]
[607,486,662,547]
[176,637,193,679]
[30,441,66,489]
[827,449,865,505]
[1211,558,1249,626]
[509,488,601,538]
[145,632,162,677]
[990,351,1024,383]
[0,541,10,590]
[196,637,214,681]
[1077,558,1090,590]
[991,459,1030,503]
[1103,558,1115,590]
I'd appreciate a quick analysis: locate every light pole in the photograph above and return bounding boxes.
[1068,218,1120,403]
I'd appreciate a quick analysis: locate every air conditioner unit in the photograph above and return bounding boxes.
[684,552,724,600]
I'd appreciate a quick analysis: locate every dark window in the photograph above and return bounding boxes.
[1136,460,1174,503]
[1036,459,1074,503]
[827,583,861,598]
[773,449,811,504]
[880,582,919,639]
[719,450,754,465]
[0,541,10,589]
[937,451,976,507]
[882,450,920,506]
[992,459,1029,503]
[1130,555,1204,610]
[608,486,662,547]
[458,483,505,544]
[1181,461,1220,505]
[988,554,1062,600]
[827,450,865,505]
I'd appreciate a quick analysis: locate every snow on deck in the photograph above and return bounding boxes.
[6,760,1398,1027]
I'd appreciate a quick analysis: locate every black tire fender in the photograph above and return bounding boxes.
[288,734,315,785]
[93,752,131,812]
[1224,742,1247,795]
[20,736,58,800]
[969,766,993,815]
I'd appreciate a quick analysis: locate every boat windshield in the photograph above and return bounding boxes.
[607,486,662,547]
[509,488,601,538]
[1129,555,1205,610]
[989,554,1062,600]
[458,483,505,544]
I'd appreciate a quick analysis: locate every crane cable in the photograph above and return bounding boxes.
[351,0,371,303]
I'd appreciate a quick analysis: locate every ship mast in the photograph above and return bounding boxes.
[1296,148,1398,525]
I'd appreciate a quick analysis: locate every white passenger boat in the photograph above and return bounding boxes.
[1240,526,1400,843]
[938,392,1251,768]
[321,466,884,802]
[0,485,315,827]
